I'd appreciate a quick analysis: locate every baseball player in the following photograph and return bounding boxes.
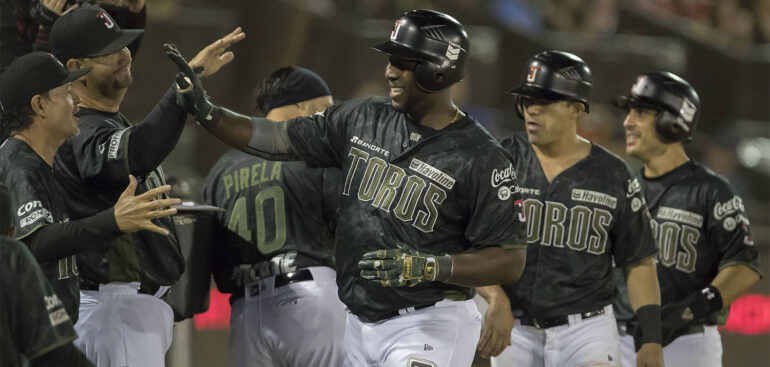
[611,72,762,367]
[485,50,663,367]
[0,182,96,367]
[0,51,180,323]
[202,66,346,366]
[168,9,527,367]
[47,6,243,367]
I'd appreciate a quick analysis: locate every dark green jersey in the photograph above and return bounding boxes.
[0,138,80,320]
[278,96,526,322]
[53,108,184,289]
[201,149,342,294]
[0,236,77,366]
[499,133,657,319]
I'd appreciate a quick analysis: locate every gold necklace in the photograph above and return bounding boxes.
[450,107,461,124]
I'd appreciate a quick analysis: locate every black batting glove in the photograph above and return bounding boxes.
[659,285,723,346]
[163,43,219,126]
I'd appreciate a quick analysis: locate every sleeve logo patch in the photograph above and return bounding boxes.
[44,294,63,310]
[631,197,642,212]
[571,189,617,209]
[657,206,704,228]
[498,186,511,200]
[723,217,737,231]
[17,200,43,216]
[409,158,455,190]
[107,129,129,159]
[713,196,744,220]
[491,164,515,188]
[626,178,642,198]
[407,357,437,367]
[48,308,70,327]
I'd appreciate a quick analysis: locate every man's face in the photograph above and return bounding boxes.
[385,57,427,113]
[521,98,574,146]
[81,47,133,93]
[297,95,333,117]
[41,82,81,138]
[623,107,668,160]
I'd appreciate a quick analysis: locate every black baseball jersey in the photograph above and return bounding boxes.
[53,108,184,289]
[0,236,77,367]
[202,148,342,293]
[498,132,657,319]
[617,161,762,322]
[275,96,526,322]
[0,138,80,320]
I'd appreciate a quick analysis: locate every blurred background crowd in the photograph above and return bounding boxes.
[1,0,768,366]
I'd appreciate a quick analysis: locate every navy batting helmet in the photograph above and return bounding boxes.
[509,50,592,119]
[612,71,700,143]
[372,9,469,93]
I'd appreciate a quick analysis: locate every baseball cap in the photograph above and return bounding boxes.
[0,52,91,112]
[258,66,332,113]
[51,6,144,61]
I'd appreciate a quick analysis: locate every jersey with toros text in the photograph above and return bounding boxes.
[276,96,527,322]
[498,132,657,319]
[0,236,77,367]
[619,161,761,323]
[53,108,184,289]
[0,138,80,320]
[202,148,342,294]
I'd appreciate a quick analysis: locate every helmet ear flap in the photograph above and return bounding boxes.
[414,61,447,93]
[514,95,525,120]
[654,110,689,143]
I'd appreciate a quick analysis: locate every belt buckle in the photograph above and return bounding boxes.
[532,318,542,328]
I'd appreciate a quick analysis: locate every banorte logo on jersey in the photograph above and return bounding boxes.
[491,164,516,201]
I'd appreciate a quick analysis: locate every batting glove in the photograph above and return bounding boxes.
[357,244,451,287]
[163,43,219,126]
[659,285,723,346]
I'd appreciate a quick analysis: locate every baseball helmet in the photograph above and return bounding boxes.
[508,50,592,119]
[612,71,700,143]
[372,9,469,93]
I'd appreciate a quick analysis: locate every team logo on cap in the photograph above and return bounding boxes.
[96,10,115,29]
[680,97,696,122]
[390,20,403,41]
[631,75,648,95]
[445,42,461,61]
[527,65,539,82]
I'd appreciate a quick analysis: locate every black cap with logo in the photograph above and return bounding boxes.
[51,6,144,61]
[0,52,91,112]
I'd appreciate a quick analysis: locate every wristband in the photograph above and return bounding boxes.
[432,255,453,282]
[197,106,222,130]
[635,304,662,348]
[35,4,60,27]
[691,285,723,320]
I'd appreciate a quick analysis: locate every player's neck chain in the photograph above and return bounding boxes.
[449,106,461,125]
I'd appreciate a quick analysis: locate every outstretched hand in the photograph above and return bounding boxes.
[188,27,245,78]
[114,175,181,235]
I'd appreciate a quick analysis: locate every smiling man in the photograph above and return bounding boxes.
[48,5,244,367]
[611,72,762,367]
[481,50,664,367]
[166,9,527,367]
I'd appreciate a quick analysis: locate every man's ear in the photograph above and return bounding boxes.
[66,58,83,72]
[570,102,585,117]
[30,94,46,118]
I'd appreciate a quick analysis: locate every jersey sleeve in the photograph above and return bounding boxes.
[9,169,56,240]
[2,239,77,359]
[67,114,132,188]
[285,99,362,168]
[464,147,526,250]
[706,181,762,276]
[611,173,658,267]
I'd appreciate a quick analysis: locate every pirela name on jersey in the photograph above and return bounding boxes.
[522,190,616,255]
[344,137,452,233]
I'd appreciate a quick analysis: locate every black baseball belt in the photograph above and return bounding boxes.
[81,282,162,296]
[360,303,437,324]
[519,306,607,329]
[229,268,315,303]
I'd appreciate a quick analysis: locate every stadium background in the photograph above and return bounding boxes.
[105,0,769,365]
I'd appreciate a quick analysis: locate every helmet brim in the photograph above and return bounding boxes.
[508,84,571,102]
[371,40,444,65]
[611,95,661,111]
